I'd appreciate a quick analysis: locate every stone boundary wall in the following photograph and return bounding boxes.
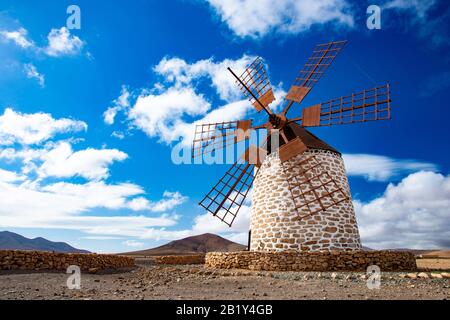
[154,254,205,265]
[206,251,417,272]
[0,250,135,272]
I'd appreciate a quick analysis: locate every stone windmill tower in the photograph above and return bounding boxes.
[192,41,391,252]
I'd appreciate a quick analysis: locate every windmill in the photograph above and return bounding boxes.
[192,40,391,252]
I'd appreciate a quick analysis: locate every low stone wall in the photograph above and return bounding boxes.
[0,250,135,272]
[205,250,417,272]
[154,254,205,265]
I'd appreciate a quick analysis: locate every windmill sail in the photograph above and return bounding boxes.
[199,160,257,227]
[298,84,391,127]
[192,120,252,158]
[278,137,308,162]
[232,57,275,113]
[282,40,347,114]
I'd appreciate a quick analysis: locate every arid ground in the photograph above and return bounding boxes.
[1,260,449,300]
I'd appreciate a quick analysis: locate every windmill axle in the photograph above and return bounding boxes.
[269,113,287,129]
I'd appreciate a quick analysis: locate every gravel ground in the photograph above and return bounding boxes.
[0,265,449,300]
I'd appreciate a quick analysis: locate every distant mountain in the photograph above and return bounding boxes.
[122,233,246,256]
[0,231,89,253]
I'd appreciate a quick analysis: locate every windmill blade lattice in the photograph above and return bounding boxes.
[283,40,347,113]
[298,84,391,127]
[235,57,275,113]
[199,161,257,226]
[192,120,252,158]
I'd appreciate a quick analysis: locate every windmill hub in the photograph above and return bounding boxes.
[269,114,286,129]
[194,40,391,253]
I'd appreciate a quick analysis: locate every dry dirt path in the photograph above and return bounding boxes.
[0,265,449,300]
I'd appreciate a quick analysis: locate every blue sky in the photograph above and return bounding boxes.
[0,0,449,252]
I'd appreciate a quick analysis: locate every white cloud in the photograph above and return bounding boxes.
[37,142,128,180]
[355,171,450,249]
[24,63,45,87]
[0,168,26,183]
[0,27,34,48]
[0,108,188,241]
[83,236,122,240]
[128,86,211,143]
[0,179,175,226]
[1,25,86,57]
[0,146,45,174]
[103,86,130,125]
[154,55,256,102]
[126,191,188,212]
[0,169,188,238]
[343,153,437,182]
[122,240,145,248]
[384,0,436,19]
[103,108,119,125]
[111,131,125,140]
[205,0,354,38]
[149,191,188,212]
[108,55,285,145]
[0,108,87,145]
[44,27,84,57]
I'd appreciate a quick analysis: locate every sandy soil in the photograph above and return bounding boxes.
[0,263,449,300]
[417,258,450,270]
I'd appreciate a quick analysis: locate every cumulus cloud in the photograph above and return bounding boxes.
[126,191,188,212]
[0,108,87,145]
[128,86,211,142]
[205,0,354,38]
[355,171,450,249]
[37,142,128,181]
[24,63,45,87]
[0,108,188,240]
[103,86,131,125]
[149,191,188,212]
[1,25,86,56]
[153,55,257,102]
[44,27,84,57]
[0,161,185,239]
[0,168,26,183]
[107,55,285,145]
[0,27,34,48]
[0,179,175,226]
[343,153,437,182]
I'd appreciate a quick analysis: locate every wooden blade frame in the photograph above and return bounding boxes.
[278,137,307,163]
[282,40,347,115]
[199,161,257,227]
[191,120,252,158]
[298,84,391,127]
[233,57,275,113]
[242,144,267,167]
[282,155,349,220]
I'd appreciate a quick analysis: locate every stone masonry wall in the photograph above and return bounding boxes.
[250,149,361,252]
[0,250,135,272]
[206,251,417,272]
[154,254,205,265]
